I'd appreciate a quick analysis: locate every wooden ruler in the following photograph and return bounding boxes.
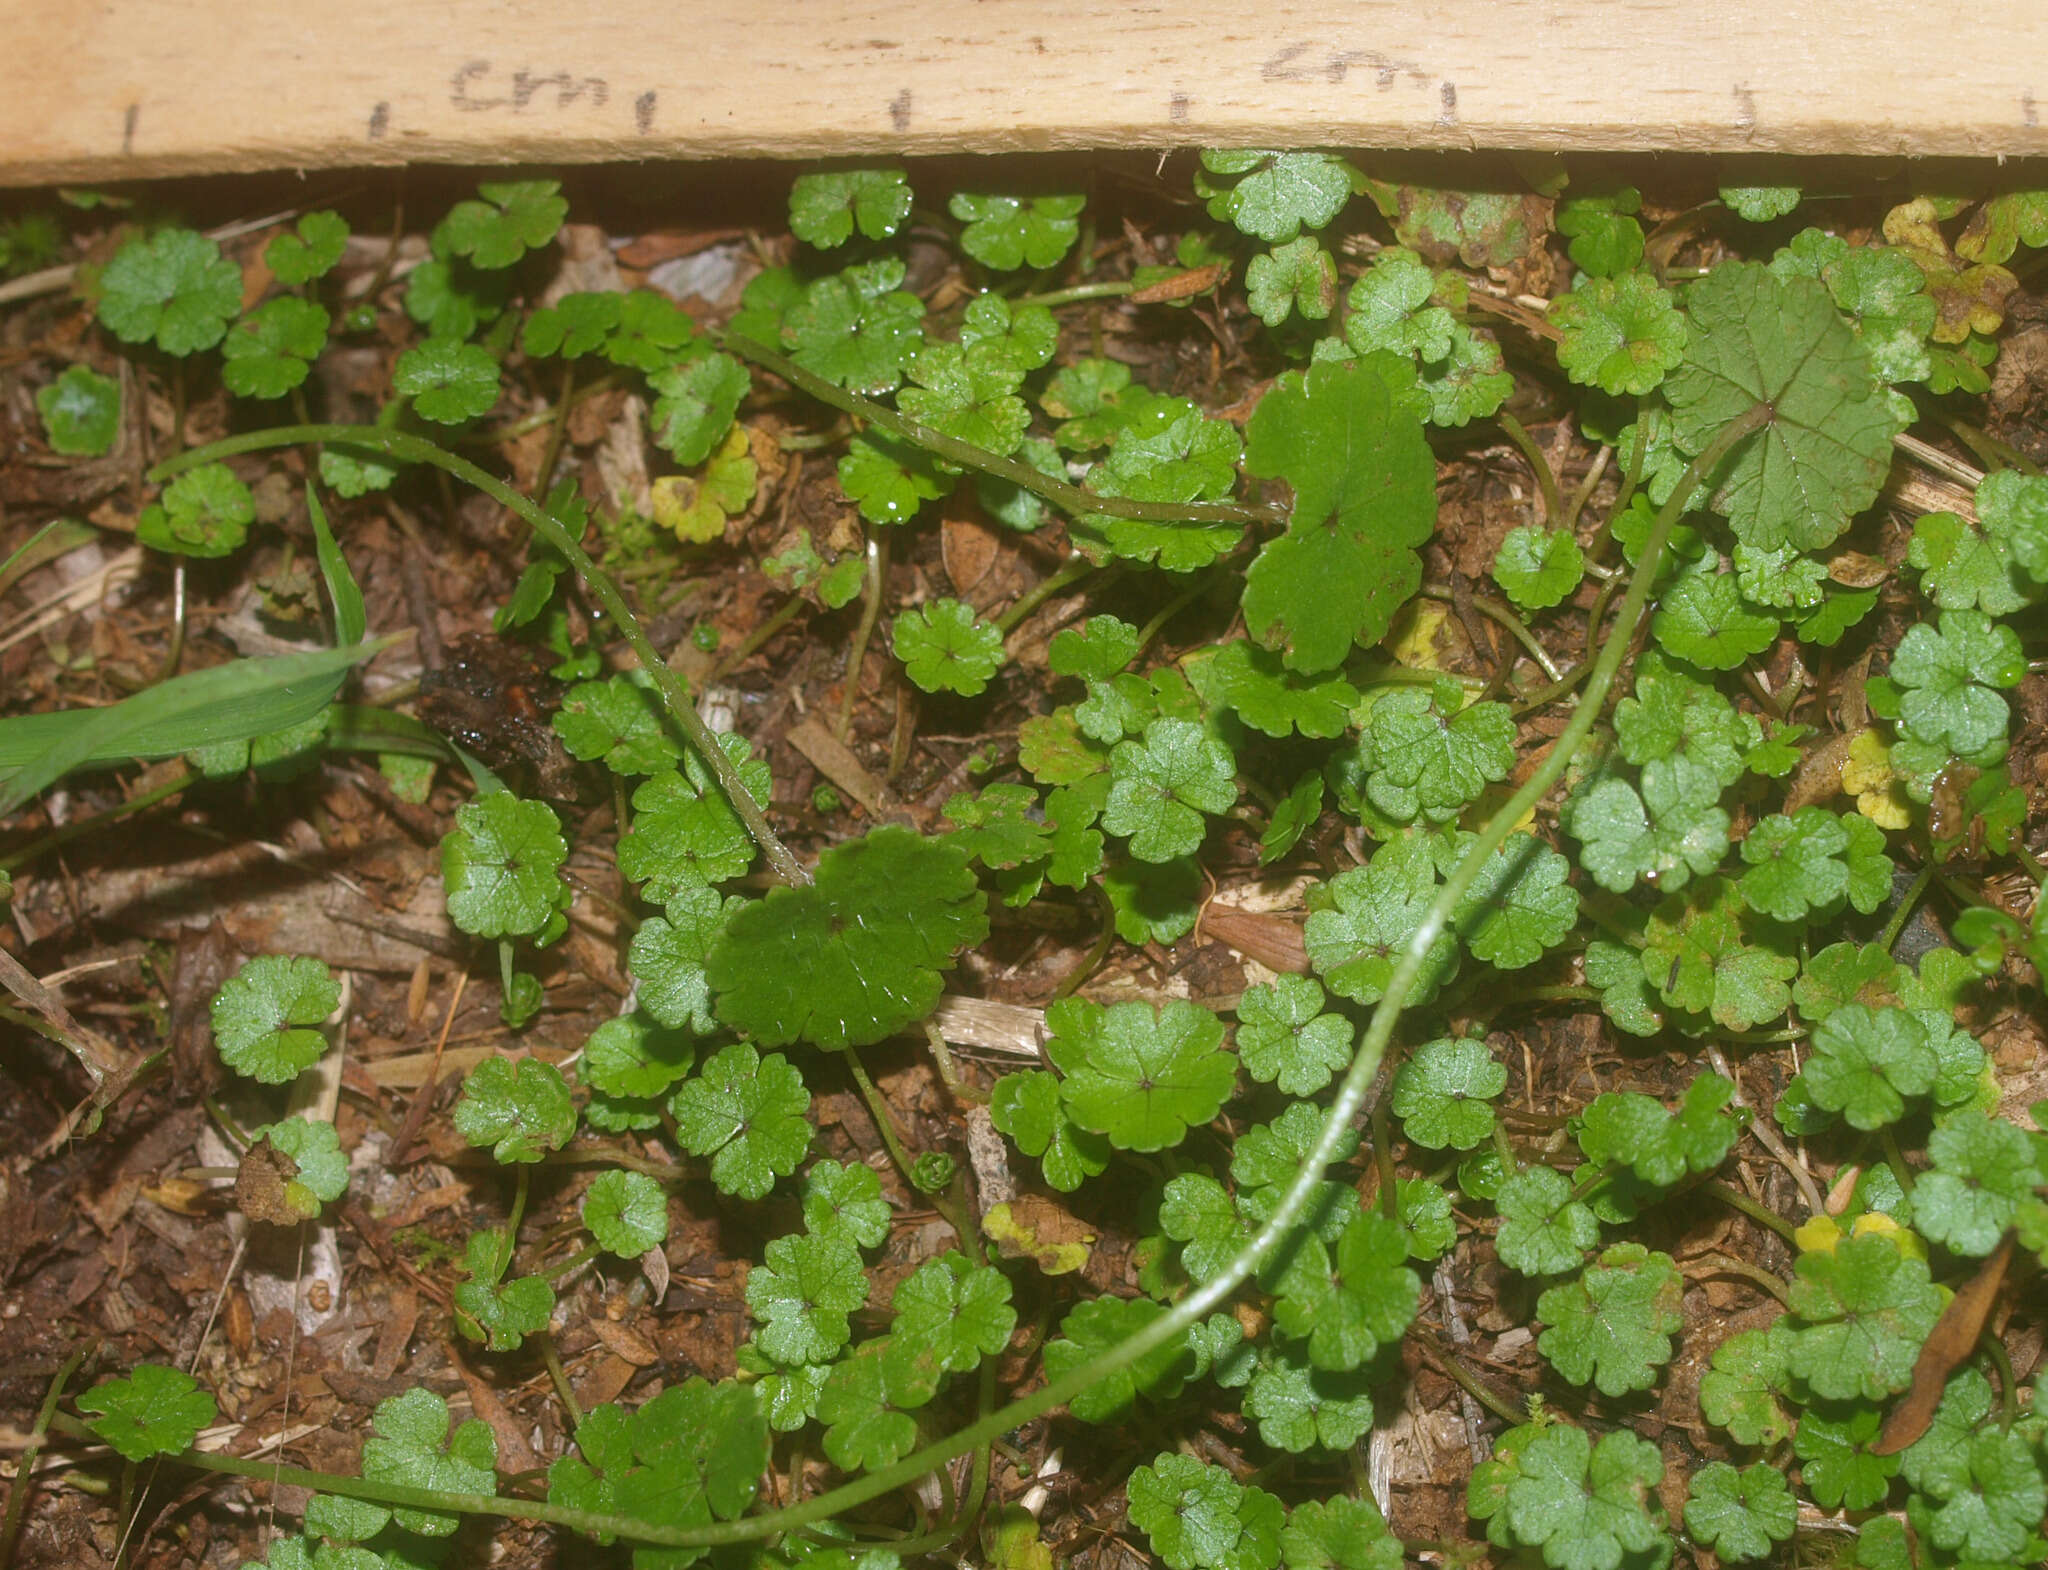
[3,1,2045,186]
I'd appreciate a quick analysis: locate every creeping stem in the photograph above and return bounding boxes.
[138,401,1774,1553]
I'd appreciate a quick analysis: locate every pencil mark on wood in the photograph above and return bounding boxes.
[121,103,138,156]
[1733,83,1758,132]
[512,70,608,111]
[1263,41,1424,87]
[450,60,503,111]
[368,102,390,140]
[1169,92,1191,124]
[890,89,913,133]
[450,59,645,118]
[1262,42,1313,80]
[1439,81,1458,125]
[1321,50,1377,85]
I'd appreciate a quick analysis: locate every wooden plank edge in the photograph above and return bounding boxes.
[4,1,2048,187]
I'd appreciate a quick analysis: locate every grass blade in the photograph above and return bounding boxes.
[0,639,391,815]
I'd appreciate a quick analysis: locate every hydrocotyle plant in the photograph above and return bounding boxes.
[12,159,2047,1570]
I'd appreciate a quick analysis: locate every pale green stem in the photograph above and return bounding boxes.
[1689,1253,1793,1306]
[0,1345,86,1567]
[709,595,805,680]
[0,767,196,874]
[1418,584,1563,681]
[117,398,1776,1556]
[1132,571,1217,658]
[539,1333,583,1430]
[1703,1179,1800,1244]
[992,554,1102,635]
[835,531,889,741]
[1009,280,1137,308]
[1496,410,1563,529]
[922,1019,971,1101]
[507,1165,531,1241]
[1879,864,1934,953]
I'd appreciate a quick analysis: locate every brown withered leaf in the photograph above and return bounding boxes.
[234,1136,305,1227]
[942,512,1003,602]
[589,1317,661,1367]
[1202,904,1310,974]
[1827,550,1891,589]
[983,1196,1095,1276]
[1129,264,1230,305]
[1872,1231,2015,1454]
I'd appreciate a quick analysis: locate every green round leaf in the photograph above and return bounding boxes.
[210,954,340,1084]
[79,1364,217,1461]
[436,180,567,270]
[1665,262,1905,551]
[441,793,571,941]
[948,192,1085,270]
[582,1169,670,1256]
[36,363,122,455]
[453,1055,577,1163]
[139,462,255,559]
[790,168,913,248]
[265,211,349,285]
[1550,272,1687,396]
[97,228,242,355]
[393,337,501,423]
[892,599,1004,696]
[1045,996,1235,1153]
[707,826,988,1051]
[1492,525,1585,611]
[222,296,330,399]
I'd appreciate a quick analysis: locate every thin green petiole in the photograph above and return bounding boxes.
[835,531,889,741]
[1703,1179,1800,1244]
[0,766,196,874]
[1878,864,1934,953]
[112,398,1778,1557]
[1008,279,1137,308]
[842,1044,919,1184]
[1688,1254,1793,1306]
[538,1333,583,1430]
[1414,1329,1527,1426]
[992,553,1102,635]
[843,1044,978,1253]
[0,1344,87,1567]
[544,1244,600,1284]
[507,1165,532,1241]
[709,595,806,680]
[1496,410,1564,529]
[1418,584,1563,681]
[1132,569,1219,657]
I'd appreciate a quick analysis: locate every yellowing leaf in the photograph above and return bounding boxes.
[1882,198,2019,344]
[1842,728,1913,829]
[1799,1209,1927,1262]
[1794,1213,1844,1255]
[653,425,758,543]
[983,1198,1094,1275]
[1853,1212,1928,1260]
[1384,599,1451,669]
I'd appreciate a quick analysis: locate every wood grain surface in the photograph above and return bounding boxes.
[3,1,2045,186]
